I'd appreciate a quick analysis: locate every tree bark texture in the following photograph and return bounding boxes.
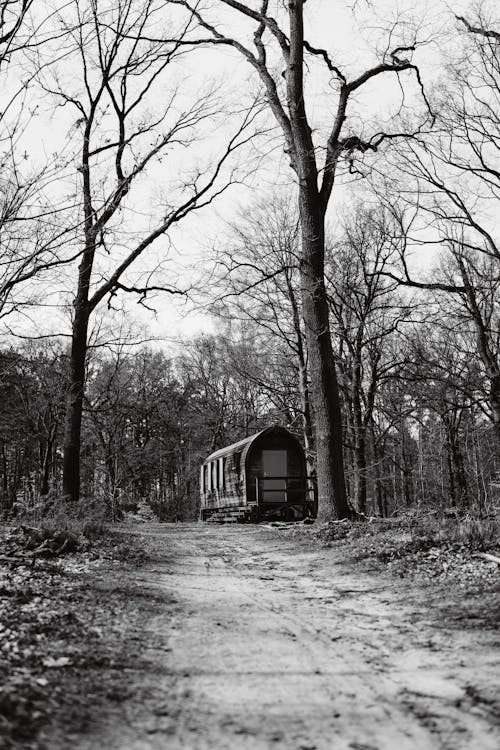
[443,417,469,506]
[352,345,367,515]
[286,269,315,475]
[62,160,96,506]
[62,299,89,503]
[287,1,350,519]
[297,353,314,473]
[298,192,350,520]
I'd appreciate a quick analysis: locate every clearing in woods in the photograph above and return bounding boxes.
[56,523,499,749]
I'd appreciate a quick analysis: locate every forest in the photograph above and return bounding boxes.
[1,0,500,529]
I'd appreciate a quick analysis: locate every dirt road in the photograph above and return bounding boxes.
[73,523,499,750]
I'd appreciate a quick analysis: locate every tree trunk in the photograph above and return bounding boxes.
[446,428,468,507]
[297,356,314,466]
[282,1,350,520]
[62,303,89,503]
[445,443,456,505]
[39,422,57,496]
[298,192,350,520]
[1,444,7,491]
[287,275,315,475]
[104,449,116,506]
[40,442,51,496]
[352,353,367,515]
[354,429,367,515]
[375,462,385,517]
[441,408,469,507]
[62,114,96,505]
[490,374,500,447]
[400,422,413,507]
[1,442,8,509]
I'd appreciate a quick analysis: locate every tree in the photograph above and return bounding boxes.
[379,12,500,447]
[165,0,432,519]
[0,343,67,510]
[0,0,76,322]
[38,0,258,503]
[0,0,31,56]
[447,249,500,447]
[177,331,268,451]
[85,346,185,516]
[327,206,415,514]
[407,328,476,508]
[213,193,314,471]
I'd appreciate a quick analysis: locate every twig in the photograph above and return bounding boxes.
[473,552,500,566]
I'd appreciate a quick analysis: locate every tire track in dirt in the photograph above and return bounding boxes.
[72,523,500,750]
[191,529,488,750]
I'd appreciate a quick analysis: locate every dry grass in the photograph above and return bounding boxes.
[405,511,500,551]
[12,493,108,541]
[283,510,500,605]
[295,508,500,571]
[320,509,500,553]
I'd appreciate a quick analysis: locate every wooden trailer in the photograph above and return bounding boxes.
[199,425,316,523]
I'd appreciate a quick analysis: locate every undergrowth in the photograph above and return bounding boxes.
[409,512,500,550]
[315,510,500,554]
[0,526,151,750]
[285,510,500,594]
[10,493,108,541]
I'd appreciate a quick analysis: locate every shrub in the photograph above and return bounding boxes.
[408,511,500,551]
[13,493,108,541]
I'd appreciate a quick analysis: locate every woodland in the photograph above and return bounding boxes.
[1,0,500,530]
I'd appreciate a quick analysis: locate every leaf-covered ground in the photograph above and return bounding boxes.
[0,527,153,750]
[1,515,499,749]
[284,513,500,629]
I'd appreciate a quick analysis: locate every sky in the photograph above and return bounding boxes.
[1,0,487,348]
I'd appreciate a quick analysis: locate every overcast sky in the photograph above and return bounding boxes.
[2,0,487,347]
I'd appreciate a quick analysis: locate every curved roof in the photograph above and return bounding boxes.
[202,425,299,465]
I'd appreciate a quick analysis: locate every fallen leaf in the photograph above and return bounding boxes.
[42,656,72,668]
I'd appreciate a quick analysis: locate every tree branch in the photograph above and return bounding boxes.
[456,15,500,42]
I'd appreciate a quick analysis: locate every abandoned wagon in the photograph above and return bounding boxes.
[199,425,316,523]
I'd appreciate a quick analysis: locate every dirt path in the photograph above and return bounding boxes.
[71,523,499,750]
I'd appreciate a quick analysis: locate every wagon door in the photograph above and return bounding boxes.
[261,450,287,502]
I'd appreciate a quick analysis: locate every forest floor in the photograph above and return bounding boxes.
[1,519,500,750]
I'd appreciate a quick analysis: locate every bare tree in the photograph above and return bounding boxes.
[213,193,314,472]
[327,206,416,514]
[443,247,500,447]
[0,0,77,322]
[0,0,31,64]
[0,342,67,509]
[375,11,500,447]
[159,0,432,519]
[405,326,478,508]
[38,0,258,503]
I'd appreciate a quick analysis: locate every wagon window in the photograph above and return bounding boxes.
[218,457,225,490]
[234,451,241,476]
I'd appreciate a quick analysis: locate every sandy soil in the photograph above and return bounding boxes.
[68,523,500,750]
